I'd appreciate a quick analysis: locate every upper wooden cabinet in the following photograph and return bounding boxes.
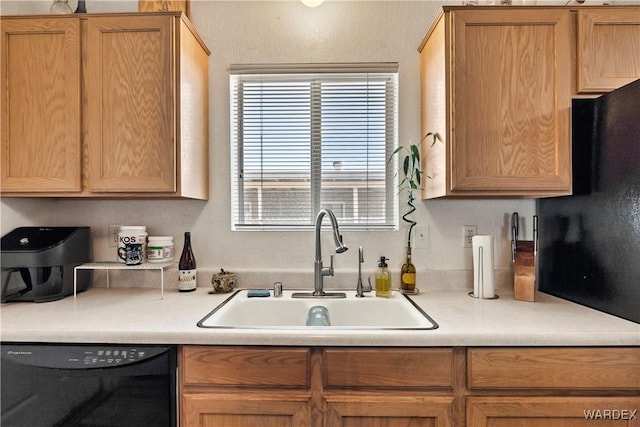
[577,8,640,93]
[1,12,209,199]
[419,6,640,199]
[1,18,82,193]
[420,8,573,199]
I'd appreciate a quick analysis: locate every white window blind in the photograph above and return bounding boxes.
[230,63,398,230]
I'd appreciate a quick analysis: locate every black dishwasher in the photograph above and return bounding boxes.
[0,343,177,427]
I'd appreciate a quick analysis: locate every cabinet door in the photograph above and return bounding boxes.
[467,396,640,427]
[450,10,572,195]
[577,8,640,93]
[1,18,81,192]
[325,394,453,427]
[182,392,311,427]
[323,348,456,427]
[181,347,313,427]
[84,15,176,193]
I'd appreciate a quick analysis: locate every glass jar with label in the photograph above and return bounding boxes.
[117,226,147,264]
[147,236,175,263]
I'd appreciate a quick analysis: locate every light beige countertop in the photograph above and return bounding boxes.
[1,287,638,347]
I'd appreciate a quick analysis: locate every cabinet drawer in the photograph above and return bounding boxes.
[182,346,310,387]
[324,348,454,389]
[468,348,640,390]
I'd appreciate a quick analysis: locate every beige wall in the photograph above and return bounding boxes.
[0,1,535,289]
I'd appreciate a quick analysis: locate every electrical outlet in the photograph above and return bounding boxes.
[414,225,430,249]
[463,225,477,248]
[108,225,120,248]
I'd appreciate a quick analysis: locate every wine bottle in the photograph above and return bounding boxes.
[400,246,416,292]
[178,232,197,292]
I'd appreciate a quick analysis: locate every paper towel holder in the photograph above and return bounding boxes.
[468,242,499,300]
[468,291,499,299]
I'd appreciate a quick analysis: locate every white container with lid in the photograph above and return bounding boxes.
[147,236,174,262]
[117,226,147,264]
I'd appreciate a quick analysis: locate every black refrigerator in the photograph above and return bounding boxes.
[537,79,640,324]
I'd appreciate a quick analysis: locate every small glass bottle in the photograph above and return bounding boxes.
[50,0,73,14]
[400,246,416,292]
[375,256,392,297]
[178,232,197,292]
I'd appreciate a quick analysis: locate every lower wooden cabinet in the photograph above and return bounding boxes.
[468,396,640,427]
[467,348,640,427]
[322,348,456,427]
[180,346,456,427]
[180,346,639,427]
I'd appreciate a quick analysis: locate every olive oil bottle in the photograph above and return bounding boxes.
[401,246,416,292]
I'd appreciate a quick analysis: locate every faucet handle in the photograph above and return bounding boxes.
[273,282,283,297]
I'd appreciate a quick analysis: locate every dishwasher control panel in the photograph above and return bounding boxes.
[1,344,169,369]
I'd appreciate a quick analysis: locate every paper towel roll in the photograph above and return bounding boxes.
[472,235,496,299]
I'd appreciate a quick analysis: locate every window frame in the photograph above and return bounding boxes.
[230,63,399,231]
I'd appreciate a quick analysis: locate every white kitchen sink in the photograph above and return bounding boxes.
[197,289,438,330]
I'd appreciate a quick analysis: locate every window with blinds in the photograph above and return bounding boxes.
[230,64,398,230]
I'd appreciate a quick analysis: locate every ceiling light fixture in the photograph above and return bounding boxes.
[301,0,325,7]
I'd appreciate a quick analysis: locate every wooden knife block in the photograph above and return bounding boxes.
[514,241,536,302]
